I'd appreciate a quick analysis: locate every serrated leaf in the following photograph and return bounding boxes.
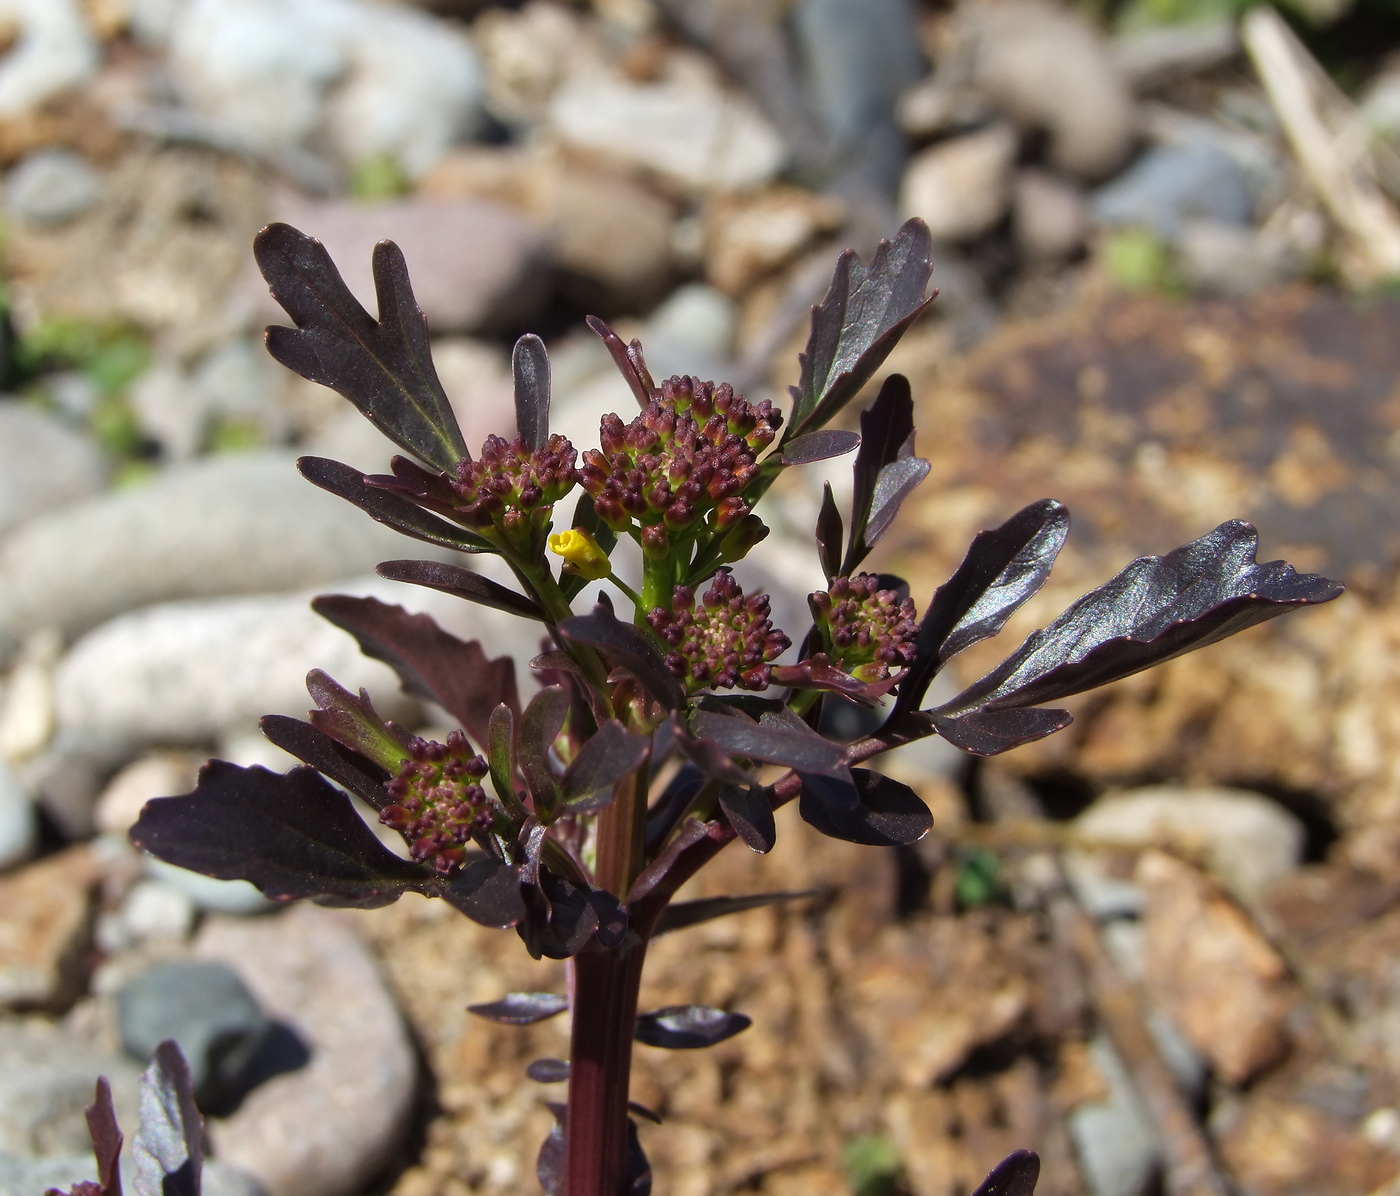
[816,483,844,582]
[130,762,433,907]
[716,783,776,853]
[970,1150,1040,1196]
[312,595,519,748]
[467,992,569,1024]
[690,709,846,774]
[132,1042,201,1196]
[635,1005,752,1049]
[513,333,551,451]
[560,604,684,710]
[375,559,546,621]
[786,220,936,439]
[306,669,411,772]
[776,429,861,465]
[895,499,1069,717]
[653,891,815,936]
[259,715,392,810]
[559,720,649,811]
[935,521,1343,722]
[798,768,933,846]
[256,223,468,472]
[520,686,569,816]
[845,373,915,572]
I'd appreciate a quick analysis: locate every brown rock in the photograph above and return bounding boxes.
[703,186,845,295]
[0,844,99,1009]
[1137,850,1292,1083]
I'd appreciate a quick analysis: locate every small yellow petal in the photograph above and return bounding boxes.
[548,527,611,580]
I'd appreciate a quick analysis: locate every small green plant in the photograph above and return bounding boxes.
[125,219,1339,1196]
[843,1133,903,1196]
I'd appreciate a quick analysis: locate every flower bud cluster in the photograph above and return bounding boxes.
[580,376,781,543]
[380,730,495,875]
[810,574,919,681]
[452,434,578,538]
[648,569,791,692]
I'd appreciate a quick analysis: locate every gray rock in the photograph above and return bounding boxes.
[0,404,108,539]
[0,758,37,873]
[105,878,197,948]
[145,860,275,917]
[1067,1036,1159,1196]
[5,150,102,226]
[118,961,273,1108]
[1175,218,1305,294]
[260,198,544,334]
[900,124,1019,242]
[1091,142,1254,242]
[0,452,428,656]
[0,0,99,119]
[1013,168,1088,260]
[1109,19,1238,90]
[197,906,416,1196]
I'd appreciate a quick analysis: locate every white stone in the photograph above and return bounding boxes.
[548,73,786,194]
[1072,785,1306,900]
[0,404,107,539]
[1013,168,1087,260]
[4,149,101,226]
[146,858,275,916]
[899,124,1019,243]
[0,629,59,765]
[94,753,200,835]
[0,759,35,873]
[120,878,197,941]
[0,0,99,118]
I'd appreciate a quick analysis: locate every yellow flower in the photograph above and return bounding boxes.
[548,527,611,580]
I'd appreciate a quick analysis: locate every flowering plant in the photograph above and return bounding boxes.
[130,219,1340,1196]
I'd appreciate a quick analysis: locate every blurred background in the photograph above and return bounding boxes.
[1,0,1400,1194]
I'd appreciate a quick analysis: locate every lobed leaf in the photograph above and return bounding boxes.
[296,457,492,554]
[560,604,685,710]
[305,669,411,771]
[894,500,1069,717]
[970,1150,1040,1196]
[635,1006,752,1050]
[376,559,546,622]
[130,762,433,908]
[256,224,468,473]
[786,219,936,439]
[259,714,392,810]
[512,333,551,451]
[652,891,816,936]
[132,1043,201,1196]
[312,595,519,748]
[468,992,569,1024]
[798,768,933,846]
[559,720,650,811]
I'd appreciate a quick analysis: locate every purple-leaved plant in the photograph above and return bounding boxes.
[128,219,1342,1196]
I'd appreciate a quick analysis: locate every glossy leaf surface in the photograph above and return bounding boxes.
[513,333,551,451]
[865,454,930,548]
[560,604,685,709]
[376,559,545,621]
[256,224,468,472]
[690,709,846,774]
[587,315,653,408]
[635,1005,752,1049]
[786,219,936,438]
[520,686,570,815]
[845,374,916,571]
[798,768,933,846]
[132,1043,201,1196]
[970,1150,1040,1196]
[928,707,1074,756]
[468,992,569,1024]
[442,856,527,928]
[816,483,843,582]
[717,782,776,854]
[776,429,861,465]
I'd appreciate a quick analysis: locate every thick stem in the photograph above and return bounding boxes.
[565,942,648,1196]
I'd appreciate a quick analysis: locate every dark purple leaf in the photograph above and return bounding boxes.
[259,715,392,810]
[131,1042,201,1196]
[690,709,847,774]
[670,718,754,788]
[629,1102,663,1125]
[776,429,861,465]
[971,1150,1040,1196]
[654,891,816,936]
[628,817,714,905]
[644,762,705,854]
[536,1104,566,1196]
[845,373,914,572]
[375,559,546,621]
[935,521,1343,720]
[442,856,526,928]
[467,992,568,1024]
[512,333,551,451]
[894,499,1069,717]
[520,868,603,959]
[589,886,629,948]
[560,719,650,811]
[635,1006,752,1049]
[296,457,491,554]
[305,669,411,771]
[865,454,930,548]
[770,654,898,703]
[256,224,468,473]
[587,315,654,408]
[130,762,433,908]
[627,1118,653,1196]
[520,686,569,814]
[526,1058,569,1082]
[816,483,843,582]
[487,703,522,812]
[530,649,612,725]
[560,604,684,710]
[786,219,936,438]
[716,783,776,853]
[929,708,1073,756]
[312,595,519,747]
[84,1079,123,1196]
[798,768,933,846]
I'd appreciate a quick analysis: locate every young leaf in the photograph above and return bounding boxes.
[864,454,930,549]
[785,219,936,439]
[132,1042,201,1196]
[442,856,526,928]
[717,783,776,854]
[520,869,606,959]
[894,499,1069,717]
[971,1150,1040,1196]
[487,703,522,812]
[816,483,844,582]
[259,715,392,810]
[305,669,411,771]
[526,1058,570,1082]
[513,333,551,451]
[130,762,434,907]
[844,373,915,571]
[312,595,519,748]
[634,1006,752,1049]
[933,521,1343,724]
[84,1078,123,1196]
[775,429,861,465]
[520,686,570,815]
[298,457,492,553]
[468,992,569,1024]
[690,709,847,775]
[375,559,546,622]
[652,891,816,936]
[587,315,654,408]
[560,604,685,710]
[256,224,469,473]
[798,769,933,846]
[559,720,650,811]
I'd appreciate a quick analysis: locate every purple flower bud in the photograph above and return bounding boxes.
[380,734,495,875]
[646,569,790,693]
[808,573,918,681]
